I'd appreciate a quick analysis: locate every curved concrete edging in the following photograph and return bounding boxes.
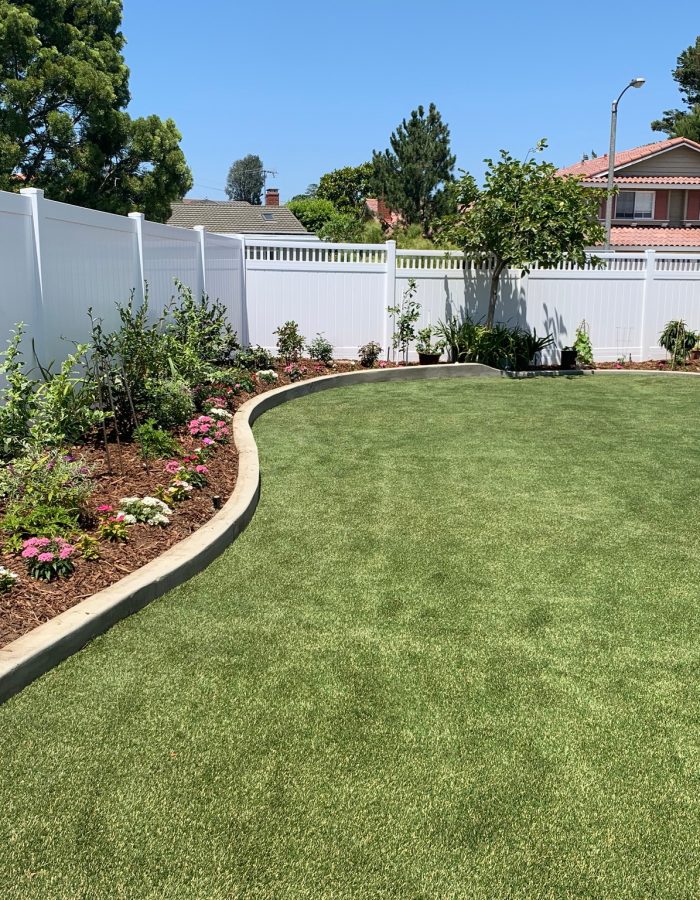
[0,362,499,703]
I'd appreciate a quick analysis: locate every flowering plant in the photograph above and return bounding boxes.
[21,537,76,581]
[76,534,100,560]
[118,496,171,526]
[284,363,307,382]
[188,415,229,442]
[166,480,194,503]
[0,566,19,592]
[164,459,209,489]
[256,369,278,384]
[98,513,129,542]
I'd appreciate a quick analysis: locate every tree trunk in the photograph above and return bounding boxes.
[486,260,507,328]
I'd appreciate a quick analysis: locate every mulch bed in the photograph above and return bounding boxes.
[596,358,700,372]
[0,359,397,648]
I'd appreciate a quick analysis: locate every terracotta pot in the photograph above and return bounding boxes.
[417,352,441,365]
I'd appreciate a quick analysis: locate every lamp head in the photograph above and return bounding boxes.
[630,77,646,88]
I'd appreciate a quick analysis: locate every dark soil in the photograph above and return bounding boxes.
[0,359,400,648]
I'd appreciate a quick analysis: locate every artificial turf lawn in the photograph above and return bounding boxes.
[1,375,699,899]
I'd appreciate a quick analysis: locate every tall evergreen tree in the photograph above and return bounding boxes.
[225,154,264,204]
[371,104,455,236]
[652,36,700,141]
[0,0,192,221]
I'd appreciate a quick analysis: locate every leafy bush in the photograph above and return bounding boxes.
[0,325,35,459]
[257,369,278,384]
[142,378,194,429]
[659,319,697,367]
[415,327,444,356]
[358,341,383,368]
[134,419,180,460]
[167,281,239,369]
[307,333,334,365]
[286,198,337,235]
[573,320,594,366]
[237,345,274,371]
[274,321,305,362]
[387,279,421,363]
[31,344,105,447]
[435,316,553,369]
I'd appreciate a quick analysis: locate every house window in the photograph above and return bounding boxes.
[616,191,654,219]
[262,212,274,221]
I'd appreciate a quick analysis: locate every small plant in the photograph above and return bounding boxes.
[96,506,130,542]
[21,537,76,581]
[75,534,100,560]
[142,378,195,429]
[133,419,180,461]
[257,369,278,384]
[358,341,383,368]
[659,319,697,368]
[415,326,444,356]
[284,363,307,382]
[118,496,171,526]
[387,278,421,364]
[166,480,194,503]
[307,333,334,365]
[573,320,594,366]
[0,566,19,593]
[0,324,35,459]
[188,415,229,442]
[237,345,274,370]
[164,458,209,489]
[274,321,305,362]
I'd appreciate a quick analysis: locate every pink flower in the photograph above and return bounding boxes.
[96,504,113,513]
[58,546,73,560]
[164,460,181,475]
[195,465,208,475]
[21,546,39,558]
[37,552,55,563]
[202,437,214,446]
[378,360,387,368]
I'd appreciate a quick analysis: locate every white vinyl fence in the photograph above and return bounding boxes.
[1,187,699,367]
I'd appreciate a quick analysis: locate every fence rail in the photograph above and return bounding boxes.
[1,188,699,366]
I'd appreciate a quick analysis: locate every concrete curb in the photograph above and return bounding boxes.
[0,362,498,703]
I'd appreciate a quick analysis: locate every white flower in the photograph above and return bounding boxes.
[123,514,137,525]
[209,407,233,420]
[0,566,18,581]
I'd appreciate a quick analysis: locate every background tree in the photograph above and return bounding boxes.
[225,154,265,204]
[316,163,373,215]
[371,104,455,236]
[0,0,192,221]
[440,141,606,327]
[652,36,700,141]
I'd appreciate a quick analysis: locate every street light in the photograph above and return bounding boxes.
[604,77,646,249]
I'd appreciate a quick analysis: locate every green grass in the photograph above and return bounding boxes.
[1,375,699,898]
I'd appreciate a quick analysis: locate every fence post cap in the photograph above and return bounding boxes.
[128,211,145,220]
[20,187,44,198]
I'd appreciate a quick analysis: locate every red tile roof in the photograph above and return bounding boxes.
[611,226,700,247]
[557,137,700,178]
[588,175,700,185]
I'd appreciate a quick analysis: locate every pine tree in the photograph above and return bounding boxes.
[652,36,700,141]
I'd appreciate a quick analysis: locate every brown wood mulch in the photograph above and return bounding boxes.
[595,358,700,372]
[0,359,397,648]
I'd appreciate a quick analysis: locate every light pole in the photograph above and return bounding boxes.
[604,77,646,249]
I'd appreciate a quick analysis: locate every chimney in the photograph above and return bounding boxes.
[265,188,279,207]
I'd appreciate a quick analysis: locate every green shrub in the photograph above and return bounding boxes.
[167,281,240,368]
[274,321,305,362]
[573,320,594,366]
[134,419,180,460]
[237,345,274,370]
[307,333,334,365]
[141,378,194,429]
[659,319,697,367]
[358,341,383,368]
[0,325,35,459]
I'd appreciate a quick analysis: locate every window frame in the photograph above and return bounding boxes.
[615,190,655,220]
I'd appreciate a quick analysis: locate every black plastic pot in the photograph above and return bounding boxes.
[560,348,577,370]
[418,352,441,365]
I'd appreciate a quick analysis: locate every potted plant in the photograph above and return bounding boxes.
[560,346,577,369]
[690,338,700,361]
[415,326,444,365]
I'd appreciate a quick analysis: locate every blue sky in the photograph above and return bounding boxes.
[122,0,699,201]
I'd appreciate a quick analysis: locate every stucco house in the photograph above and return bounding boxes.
[168,189,311,238]
[557,136,700,250]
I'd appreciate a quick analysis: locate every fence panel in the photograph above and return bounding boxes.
[0,192,39,353]
[141,219,202,320]
[203,232,246,345]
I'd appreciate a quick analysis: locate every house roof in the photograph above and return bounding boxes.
[557,136,700,178]
[611,226,700,247]
[586,175,700,185]
[168,199,308,234]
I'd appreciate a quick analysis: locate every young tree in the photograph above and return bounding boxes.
[0,0,192,221]
[317,163,373,215]
[441,142,606,327]
[225,154,265,204]
[652,36,700,140]
[372,104,455,236]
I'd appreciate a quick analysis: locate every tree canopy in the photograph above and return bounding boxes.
[652,35,700,141]
[225,154,265,204]
[316,163,372,215]
[0,0,192,221]
[440,141,606,326]
[371,104,455,236]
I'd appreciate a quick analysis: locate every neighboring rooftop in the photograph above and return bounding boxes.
[557,136,700,181]
[168,191,308,235]
[609,226,700,248]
